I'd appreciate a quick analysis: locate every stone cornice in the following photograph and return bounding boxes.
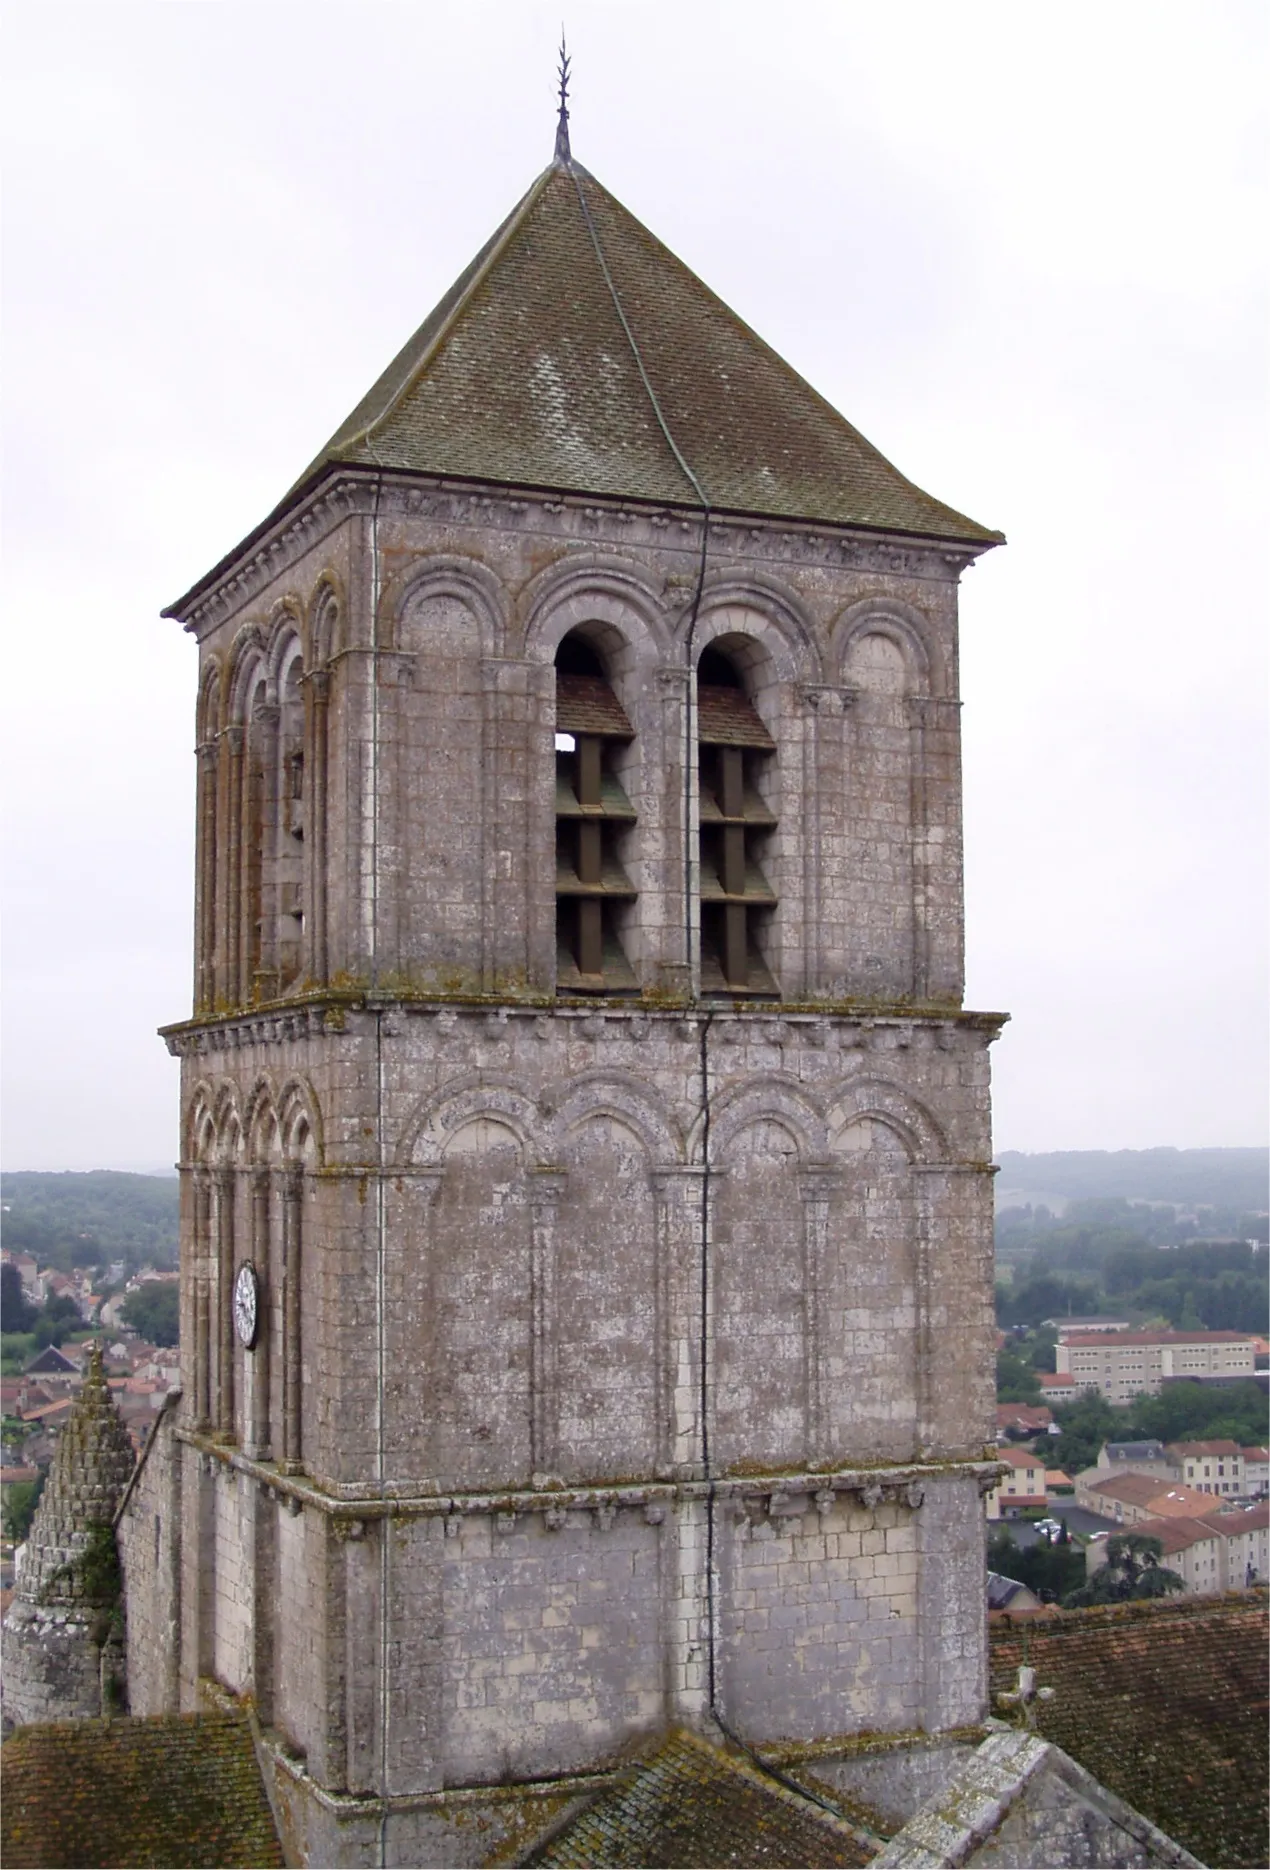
[170,477,363,642]
[172,1432,1000,1520]
[167,468,989,641]
[161,994,1009,1058]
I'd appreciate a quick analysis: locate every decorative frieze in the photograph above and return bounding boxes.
[173,467,985,644]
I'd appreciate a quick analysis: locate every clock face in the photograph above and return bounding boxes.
[233,1262,259,1350]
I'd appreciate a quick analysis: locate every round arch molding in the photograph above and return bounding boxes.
[519,557,670,667]
[830,596,947,699]
[825,1075,950,1165]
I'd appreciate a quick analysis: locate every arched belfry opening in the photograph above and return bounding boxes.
[696,643,778,995]
[553,631,638,992]
[275,650,305,991]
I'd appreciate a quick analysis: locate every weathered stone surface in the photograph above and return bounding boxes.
[124,142,1020,1867]
[2,1342,134,1729]
[873,1730,1202,1869]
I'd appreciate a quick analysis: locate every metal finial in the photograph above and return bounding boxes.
[555,31,572,163]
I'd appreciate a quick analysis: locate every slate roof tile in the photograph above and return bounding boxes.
[301,162,1001,545]
[0,1712,283,1868]
[168,156,1000,617]
[555,674,634,739]
[696,685,777,750]
[527,1726,877,1867]
[989,1589,1269,1869]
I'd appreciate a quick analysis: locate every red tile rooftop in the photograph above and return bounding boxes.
[989,1590,1268,1868]
[1063,1329,1255,1347]
[1168,1439,1243,1457]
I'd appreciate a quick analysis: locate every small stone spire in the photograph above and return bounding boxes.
[2,1340,137,1727]
[554,32,572,164]
[11,1339,135,1607]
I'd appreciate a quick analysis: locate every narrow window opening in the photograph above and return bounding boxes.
[554,633,638,994]
[697,648,778,996]
[276,661,305,990]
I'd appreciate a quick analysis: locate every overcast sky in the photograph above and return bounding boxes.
[1,1,1266,1171]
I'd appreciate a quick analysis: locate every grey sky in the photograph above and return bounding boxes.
[1,1,1266,1170]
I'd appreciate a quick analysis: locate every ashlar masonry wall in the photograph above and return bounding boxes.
[168,1004,999,1497]
[179,477,979,1010]
[124,469,1006,1858]
[141,993,1001,1809]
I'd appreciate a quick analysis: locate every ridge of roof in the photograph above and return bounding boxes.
[528,1725,877,1867]
[988,1590,1268,1867]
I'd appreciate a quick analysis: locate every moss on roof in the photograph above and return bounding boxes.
[989,1589,1269,1869]
[298,160,999,546]
[525,1726,878,1867]
[0,1712,283,1868]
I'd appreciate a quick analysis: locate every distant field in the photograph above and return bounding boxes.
[1,1171,179,1271]
[995,1147,1268,1215]
[1,1153,1264,1272]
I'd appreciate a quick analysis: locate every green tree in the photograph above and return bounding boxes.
[0,1334,37,1374]
[1062,1531,1184,1607]
[996,1345,1042,1403]
[0,1264,37,1334]
[987,1527,1085,1602]
[3,1470,45,1542]
[1053,1391,1119,1474]
[997,1275,1102,1329]
[0,1170,179,1272]
[1126,1379,1268,1450]
[32,1294,83,1348]
[1028,1323,1059,1372]
[120,1282,179,1348]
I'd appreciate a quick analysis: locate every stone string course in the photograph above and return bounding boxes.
[126,306,1009,1862]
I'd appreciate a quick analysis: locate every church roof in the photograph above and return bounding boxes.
[0,1713,283,1868]
[526,1725,878,1867]
[989,1590,1269,1868]
[259,154,1000,556]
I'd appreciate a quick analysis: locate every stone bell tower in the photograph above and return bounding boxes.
[123,99,1006,1867]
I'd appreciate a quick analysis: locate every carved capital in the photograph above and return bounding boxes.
[797,683,855,714]
[798,1163,839,1204]
[656,663,692,690]
[528,1166,567,1208]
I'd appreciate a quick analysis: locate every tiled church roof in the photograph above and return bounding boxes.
[0,1712,283,1868]
[989,1590,1269,1869]
[526,1726,878,1867]
[288,159,1000,545]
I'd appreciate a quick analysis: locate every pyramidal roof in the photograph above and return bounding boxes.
[302,154,998,539]
[12,1340,135,1606]
[173,148,1000,614]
